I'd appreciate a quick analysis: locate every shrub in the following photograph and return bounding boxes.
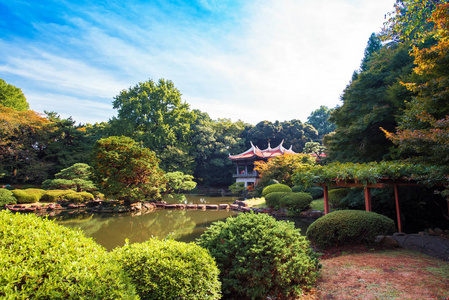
[228,182,246,195]
[64,192,94,203]
[304,187,324,199]
[0,189,16,206]
[265,192,289,208]
[197,212,320,299]
[279,192,312,212]
[262,183,292,197]
[306,210,396,249]
[113,239,221,300]
[328,188,349,208]
[41,190,76,202]
[0,210,138,299]
[11,189,41,203]
[291,185,304,193]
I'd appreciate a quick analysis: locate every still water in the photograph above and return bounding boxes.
[52,195,313,251]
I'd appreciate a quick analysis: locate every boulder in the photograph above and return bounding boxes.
[197,204,206,210]
[206,204,218,210]
[165,204,177,209]
[186,204,198,209]
[218,204,229,210]
[229,204,239,210]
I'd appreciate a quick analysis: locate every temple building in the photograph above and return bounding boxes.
[228,140,296,187]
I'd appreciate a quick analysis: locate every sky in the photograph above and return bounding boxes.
[0,0,396,125]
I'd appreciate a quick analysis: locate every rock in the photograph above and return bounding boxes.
[186,204,198,209]
[428,229,435,235]
[233,200,248,207]
[68,204,78,209]
[131,203,142,210]
[393,232,405,236]
[418,231,428,236]
[229,204,239,210]
[205,204,218,210]
[218,204,229,210]
[240,207,251,212]
[155,203,166,208]
[25,207,36,212]
[434,228,443,235]
[197,204,206,210]
[378,236,401,248]
[176,204,186,209]
[165,204,177,209]
[310,210,323,218]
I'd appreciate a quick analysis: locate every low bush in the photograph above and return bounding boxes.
[228,182,246,195]
[64,192,94,203]
[11,189,41,203]
[262,183,292,197]
[113,239,221,300]
[279,192,312,212]
[291,185,305,193]
[306,210,396,249]
[265,192,289,208]
[41,190,76,202]
[328,188,350,208]
[0,210,138,299]
[0,189,16,206]
[197,212,320,299]
[305,187,324,199]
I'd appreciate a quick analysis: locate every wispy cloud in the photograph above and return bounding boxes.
[0,0,396,125]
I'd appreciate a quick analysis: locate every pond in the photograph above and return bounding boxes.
[51,195,314,251]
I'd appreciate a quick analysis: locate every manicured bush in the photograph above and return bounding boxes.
[306,210,396,249]
[64,192,95,203]
[0,189,16,206]
[305,187,324,199]
[262,183,292,197]
[0,210,138,299]
[113,239,221,300]
[328,188,350,208]
[41,190,76,202]
[279,192,312,212]
[11,189,41,203]
[197,212,320,299]
[265,192,289,208]
[291,185,304,193]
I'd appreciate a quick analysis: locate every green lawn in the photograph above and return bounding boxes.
[310,198,324,211]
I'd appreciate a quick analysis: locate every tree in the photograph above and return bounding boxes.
[42,163,96,192]
[325,41,417,163]
[109,79,197,172]
[360,33,383,72]
[0,79,29,111]
[383,3,449,167]
[303,141,327,161]
[254,153,316,188]
[90,136,166,204]
[0,107,51,183]
[306,106,336,140]
[161,171,197,199]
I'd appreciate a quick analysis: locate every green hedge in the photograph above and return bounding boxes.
[262,184,292,197]
[11,189,41,204]
[0,189,16,206]
[265,192,289,208]
[0,210,138,299]
[197,212,320,299]
[64,192,94,203]
[306,210,396,249]
[292,186,324,199]
[41,190,76,202]
[328,188,350,209]
[113,239,221,300]
[279,192,312,212]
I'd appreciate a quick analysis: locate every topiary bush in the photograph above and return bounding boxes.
[265,192,289,208]
[64,192,94,203]
[0,189,16,206]
[306,210,396,249]
[291,185,305,193]
[11,189,41,203]
[197,212,320,299]
[304,187,324,199]
[41,190,76,202]
[113,238,221,300]
[328,188,350,208]
[279,192,312,212]
[262,183,292,197]
[0,210,138,299]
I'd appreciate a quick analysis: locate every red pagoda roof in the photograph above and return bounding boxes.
[229,140,296,161]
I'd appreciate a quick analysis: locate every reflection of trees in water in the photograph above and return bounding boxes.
[55,209,238,250]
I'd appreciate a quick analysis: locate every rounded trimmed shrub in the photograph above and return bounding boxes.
[11,189,40,203]
[0,210,138,299]
[262,183,292,197]
[291,185,304,193]
[328,188,349,208]
[0,188,16,206]
[304,187,324,199]
[64,192,94,203]
[113,239,221,300]
[265,191,289,208]
[279,192,312,212]
[41,190,76,202]
[197,212,320,299]
[306,210,396,249]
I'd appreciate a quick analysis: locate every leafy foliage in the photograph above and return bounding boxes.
[279,192,313,212]
[265,192,290,208]
[0,210,138,299]
[0,189,16,206]
[306,106,336,139]
[306,210,396,249]
[262,183,292,197]
[228,182,246,195]
[90,136,166,204]
[197,212,320,299]
[328,188,350,209]
[11,189,44,203]
[0,78,29,111]
[42,163,96,192]
[113,239,221,300]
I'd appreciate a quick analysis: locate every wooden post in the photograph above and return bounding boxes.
[364,187,372,212]
[323,185,330,215]
[394,184,402,233]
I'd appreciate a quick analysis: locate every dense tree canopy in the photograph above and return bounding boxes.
[42,163,96,192]
[306,106,336,140]
[0,78,29,111]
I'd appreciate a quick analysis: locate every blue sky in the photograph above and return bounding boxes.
[1,0,395,125]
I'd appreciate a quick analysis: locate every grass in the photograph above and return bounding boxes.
[311,248,449,299]
[310,198,324,211]
[242,197,267,208]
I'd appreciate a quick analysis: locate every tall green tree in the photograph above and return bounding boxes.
[360,33,383,72]
[42,163,96,192]
[90,136,166,204]
[109,79,196,172]
[0,79,29,111]
[306,106,336,140]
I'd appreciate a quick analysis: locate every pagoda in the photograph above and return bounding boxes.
[228,140,296,187]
